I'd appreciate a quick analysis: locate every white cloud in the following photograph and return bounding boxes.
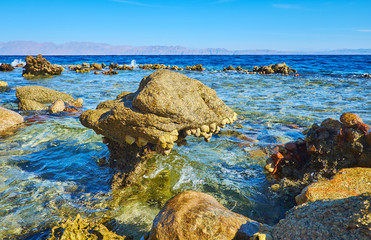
[358,29,371,32]
[272,4,300,9]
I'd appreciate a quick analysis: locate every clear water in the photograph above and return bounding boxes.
[0,55,370,239]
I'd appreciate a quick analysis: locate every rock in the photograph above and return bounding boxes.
[91,63,102,70]
[48,214,125,240]
[22,55,64,78]
[94,70,100,74]
[80,70,237,186]
[224,65,236,71]
[68,98,83,108]
[0,63,15,72]
[295,167,371,205]
[102,69,118,75]
[49,99,66,113]
[76,68,90,73]
[16,86,75,111]
[340,112,363,127]
[81,62,90,68]
[253,63,296,75]
[147,191,260,240]
[0,81,7,87]
[185,64,205,71]
[0,107,24,133]
[272,193,371,240]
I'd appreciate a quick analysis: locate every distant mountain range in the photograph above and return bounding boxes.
[0,41,370,55]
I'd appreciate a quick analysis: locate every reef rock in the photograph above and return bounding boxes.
[22,55,64,78]
[0,63,15,72]
[272,193,371,240]
[48,214,125,240]
[16,86,78,111]
[0,107,24,133]
[147,191,260,240]
[296,167,371,205]
[266,113,371,188]
[253,63,296,75]
[80,70,237,186]
[91,63,103,70]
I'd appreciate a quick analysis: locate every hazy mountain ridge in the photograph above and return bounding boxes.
[0,41,370,55]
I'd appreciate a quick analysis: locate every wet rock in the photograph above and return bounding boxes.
[94,70,100,74]
[16,86,77,111]
[0,63,15,72]
[81,62,90,68]
[102,68,118,75]
[266,113,371,190]
[185,64,205,71]
[224,65,236,71]
[49,100,66,114]
[68,98,83,108]
[253,63,296,75]
[22,55,64,78]
[0,81,7,87]
[272,193,371,240]
[109,63,119,69]
[68,64,82,71]
[147,191,260,240]
[295,167,371,205]
[76,68,90,73]
[117,65,134,70]
[48,214,125,240]
[0,107,24,133]
[80,70,237,186]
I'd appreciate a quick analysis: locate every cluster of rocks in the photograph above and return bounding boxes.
[223,65,248,72]
[265,113,370,188]
[22,55,64,78]
[253,62,297,75]
[16,85,83,113]
[69,62,106,73]
[0,63,15,72]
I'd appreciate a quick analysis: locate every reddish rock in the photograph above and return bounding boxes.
[285,142,297,152]
[0,63,15,72]
[340,113,363,127]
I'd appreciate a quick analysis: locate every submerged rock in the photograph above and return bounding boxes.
[272,193,371,240]
[295,167,371,205]
[48,214,125,240]
[266,113,370,190]
[0,63,15,72]
[0,107,24,133]
[147,191,260,240]
[16,86,79,111]
[80,70,237,186]
[22,55,64,78]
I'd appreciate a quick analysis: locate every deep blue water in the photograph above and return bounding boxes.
[0,55,370,239]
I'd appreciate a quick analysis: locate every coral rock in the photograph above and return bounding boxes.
[0,63,15,72]
[22,55,64,78]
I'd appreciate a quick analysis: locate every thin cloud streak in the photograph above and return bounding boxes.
[358,29,371,32]
[272,4,300,9]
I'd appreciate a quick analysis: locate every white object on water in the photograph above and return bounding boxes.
[130,59,138,68]
[11,59,25,67]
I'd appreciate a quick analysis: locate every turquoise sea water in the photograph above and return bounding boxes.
[0,55,370,239]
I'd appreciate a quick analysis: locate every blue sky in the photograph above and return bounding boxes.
[1,0,370,50]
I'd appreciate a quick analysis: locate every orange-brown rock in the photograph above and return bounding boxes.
[147,191,260,240]
[295,168,371,205]
[340,113,363,127]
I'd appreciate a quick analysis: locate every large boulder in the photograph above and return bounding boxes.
[0,63,15,72]
[22,54,64,78]
[296,167,371,205]
[147,191,260,240]
[271,193,371,240]
[48,214,125,240]
[0,107,24,133]
[16,86,77,111]
[80,70,237,186]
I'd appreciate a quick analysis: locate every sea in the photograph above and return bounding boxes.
[0,55,370,239]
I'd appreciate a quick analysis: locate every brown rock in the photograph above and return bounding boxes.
[296,168,371,205]
[0,63,15,72]
[320,118,342,133]
[340,113,363,127]
[19,99,48,111]
[68,98,83,108]
[0,107,24,133]
[22,55,64,78]
[148,191,259,240]
[49,99,66,113]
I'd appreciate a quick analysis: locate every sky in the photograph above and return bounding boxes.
[1,0,371,50]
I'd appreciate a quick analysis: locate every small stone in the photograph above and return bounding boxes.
[49,99,66,113]
[0,81,7,87]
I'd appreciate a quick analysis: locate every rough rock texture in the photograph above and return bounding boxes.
[147,191,260,240]
[49,100,66,114]
[22,54,64,78]
[296,167,371,205]
[80,70,237,186]
[0,107,24,133]
[272,193,371,240]
[0,81,7,87]
[48,214,125,240]
[0,63,15,72]
[16,86,76,111]
[253,63,296,75]
[266,113,371,191]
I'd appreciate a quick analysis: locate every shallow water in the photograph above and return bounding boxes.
[0,55,370,239]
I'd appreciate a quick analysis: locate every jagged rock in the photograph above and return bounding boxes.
[272,193,371,240]
[16,86,77,111]
[22,55,64,78]
[91,63,103,70]
[0,107,24,133]
[147,191,260,240]
[49,100,66,114]
[117,65,134,70]
[253,63,296,75]
[0,81,7,87]
[48,214,125,240]
[295,167,371,205]
[0,63,15,72]
[80,70,237,186]
[266,113,370,190]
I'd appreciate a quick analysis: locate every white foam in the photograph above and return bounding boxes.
[11,59,25,67]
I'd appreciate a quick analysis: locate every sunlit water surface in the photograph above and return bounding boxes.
[0,55,370,239]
